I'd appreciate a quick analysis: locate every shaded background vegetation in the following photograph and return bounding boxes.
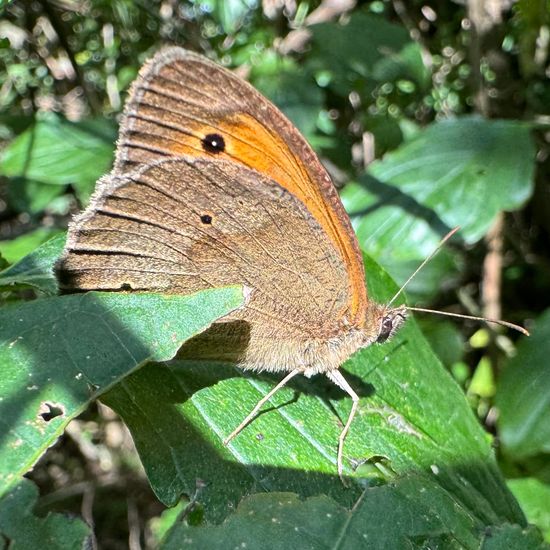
[1,0,550,548]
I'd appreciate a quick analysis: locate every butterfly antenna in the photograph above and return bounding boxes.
[387,227,461,308]
[405,307,529,336]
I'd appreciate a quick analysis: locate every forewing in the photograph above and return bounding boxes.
[113,47,367,324]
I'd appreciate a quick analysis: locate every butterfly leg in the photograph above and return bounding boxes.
[223,369,302,446]
[326,369,359,484]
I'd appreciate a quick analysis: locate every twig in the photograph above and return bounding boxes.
[468,1,507,336]
[128,497,142,550]
[81,484,98,550]
[468,0,507,350]
[482,213,504,322]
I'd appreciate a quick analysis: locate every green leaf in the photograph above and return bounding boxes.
[102,255,524,529]
[0,114,34,137]
[417,318,465,368]
[0,114,116,207]
[310,13,429,96]
[342,117,536,266]
[0,228,62,265]
[508,478,550,542]
[469,357,496,399]
[362,115,405,158]
[197,0,255,34]
[374,41,430,89]
[149,500,189,546]
[7,177,66,215]
[251,56,324,144]
[0,233,66,295]
[0,478,92,549]
[161,477,541,549]
[496,309,550,459]
[0,287,244,498]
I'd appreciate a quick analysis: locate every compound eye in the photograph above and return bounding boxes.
[377,317,393,343]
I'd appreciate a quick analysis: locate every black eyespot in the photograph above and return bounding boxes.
[120,283,133,291]
[377,317,394,343]
[201,133,225,154]
[200,214,212,225]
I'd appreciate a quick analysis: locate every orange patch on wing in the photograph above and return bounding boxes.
[223,115,366,323]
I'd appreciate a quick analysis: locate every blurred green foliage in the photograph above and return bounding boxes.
[1,0,550,547]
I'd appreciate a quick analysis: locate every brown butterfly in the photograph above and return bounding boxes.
[57,47,525,480]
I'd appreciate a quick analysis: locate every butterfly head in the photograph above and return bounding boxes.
[374,304,408,344]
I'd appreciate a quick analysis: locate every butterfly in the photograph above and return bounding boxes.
[57,47,525,480]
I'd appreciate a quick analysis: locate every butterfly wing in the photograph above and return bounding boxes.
[113,47,367,325]
[58,158,360,372]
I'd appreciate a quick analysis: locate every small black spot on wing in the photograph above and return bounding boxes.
[200,214,213,225]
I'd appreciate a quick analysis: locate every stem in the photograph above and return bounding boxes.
[482,213,504,322]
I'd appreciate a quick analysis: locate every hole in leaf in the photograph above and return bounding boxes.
[39,402,65,422]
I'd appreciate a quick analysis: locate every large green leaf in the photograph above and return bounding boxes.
[0,114,116,206]
[342,117,536,266]
[103,255,524,530]
[161,480,544,549]
[341,118,535,296]
[0,287,244,498]
[0,233,66,295]
[0,478,92,549]
[496,308,550,459]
